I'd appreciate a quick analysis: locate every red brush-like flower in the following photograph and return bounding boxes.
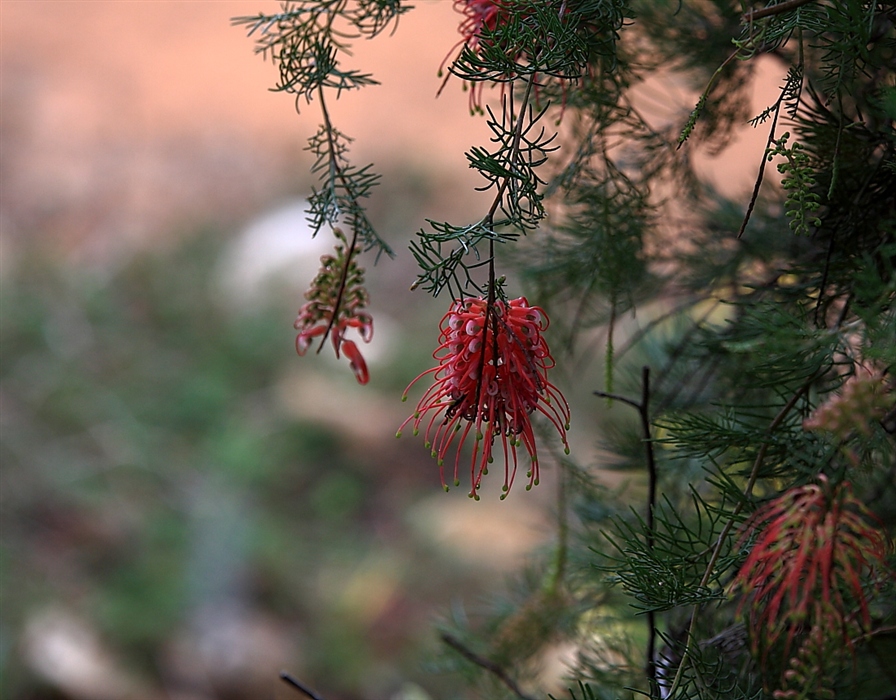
[731,477,892,683]
[397,296,570,499]
[294,228,373,384]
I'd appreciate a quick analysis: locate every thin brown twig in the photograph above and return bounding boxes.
[280,671,326,700]
[737,104,780,239]
[441,632,537,700]
[315,86,362,355]
[743,0,816,23]
[640,367,658,688]
[594,366,658,686]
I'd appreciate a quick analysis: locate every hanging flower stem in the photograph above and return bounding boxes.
[399,105,571,496]
[314,85,362,355]
[293,227,373,384]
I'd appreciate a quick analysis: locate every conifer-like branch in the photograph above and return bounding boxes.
[411,74,552,297]
[233,1,402,258]
[235,2,896,697]
[307,87,393,257]
[666,376,817,696]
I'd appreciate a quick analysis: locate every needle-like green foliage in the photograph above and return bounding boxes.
[238,1,896,698]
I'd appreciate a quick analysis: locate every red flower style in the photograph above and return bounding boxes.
[455,0,504,49]
[438,0,516,112]
[294,229,373,384]
[438,0,584,113]
[731,478,892,669]
[397,296,570,499]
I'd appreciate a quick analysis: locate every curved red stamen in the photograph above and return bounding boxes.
[399,296,570,498]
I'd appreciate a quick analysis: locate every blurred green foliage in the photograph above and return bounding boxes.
[0,229,487,700]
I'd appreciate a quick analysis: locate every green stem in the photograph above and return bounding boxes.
[666,377,815,696]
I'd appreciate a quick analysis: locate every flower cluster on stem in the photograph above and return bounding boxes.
[731,476,893,694]
[398,296,570,499]
[294,228,373,384]
[803,363,892,439]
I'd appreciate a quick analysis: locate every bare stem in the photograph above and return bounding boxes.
[737,103,780,239]
[280,671,326,700]
[640,367,658,687]
[594,366,658,685]
[743,0,816,23]
[315,86,361,355]
[441,633,537,700]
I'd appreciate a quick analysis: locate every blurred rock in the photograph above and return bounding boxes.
[161,603,299,700]
[23,606,159,700]
[406,492,552,571]
[216,200,333,309]
[275,371,405,446]
[389,681,433,700]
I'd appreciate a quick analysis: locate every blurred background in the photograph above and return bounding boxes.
[0,2,782,699]
[0,3,559,699]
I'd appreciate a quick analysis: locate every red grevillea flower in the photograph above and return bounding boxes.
[294,228,373,384]
[397,296,570,499]
[731,477,892,670]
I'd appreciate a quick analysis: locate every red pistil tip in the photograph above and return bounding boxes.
[400,296,570,498]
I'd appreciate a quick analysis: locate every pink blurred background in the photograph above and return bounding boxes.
[1,1,493,266]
